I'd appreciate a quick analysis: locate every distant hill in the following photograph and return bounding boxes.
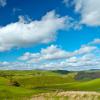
[75,71,100,80]
[51,70,100,81]
[52,70,70,74]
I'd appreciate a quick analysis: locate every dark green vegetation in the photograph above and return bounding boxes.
[0,70,100,99]
[75,71,100,80]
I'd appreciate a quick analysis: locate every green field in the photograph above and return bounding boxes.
[0,70,100,99]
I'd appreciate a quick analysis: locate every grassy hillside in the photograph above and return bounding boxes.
[43,78,100,92]
[75,71,100,80]
[0,70,99,99]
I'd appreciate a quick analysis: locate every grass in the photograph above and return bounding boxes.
[0,70,99,99]
[32,91,100,100]
[40,78,100,92]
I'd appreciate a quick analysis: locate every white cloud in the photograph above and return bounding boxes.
[63,0,100,26]
[73,45,97,55]
[0,0,6,7]
[74,0,100,26]
[0,38,98,70]
[90,38,100,45]
[17,43,98,70]
[0,41,100,70]
[37,52,100,71]
[0,11,67,51]
[19,45,71,63]
[40,45,71,60]
[19,45,96,63]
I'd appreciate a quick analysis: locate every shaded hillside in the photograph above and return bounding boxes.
[52,70,70,75]
[75,71,100,80]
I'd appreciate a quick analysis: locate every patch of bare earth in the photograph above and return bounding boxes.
[31,91,100,100]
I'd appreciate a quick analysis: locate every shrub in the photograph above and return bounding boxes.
[9,80,20,87]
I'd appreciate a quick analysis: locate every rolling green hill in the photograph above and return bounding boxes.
[0,70,99,99]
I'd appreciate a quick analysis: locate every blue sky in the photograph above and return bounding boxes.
[0,0,100,70]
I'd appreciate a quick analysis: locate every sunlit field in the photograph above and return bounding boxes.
[0,70,100,99]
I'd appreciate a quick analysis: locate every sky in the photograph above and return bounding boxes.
[0,0,100,70]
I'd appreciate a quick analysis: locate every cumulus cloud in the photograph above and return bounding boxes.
[17,53,100,71]
[0,11,67,51]
[0,0,6,7]
[0,61,33,70]
[17,43,98,70]
[0,41,100,70]
[74,0,100,26]
[73,45,97,55]
[89,38,100,45]
[19,45,96,62]
[19,45,71,63]
[33,51,100,71]
[64,0,100,26]
[0,38,98,70]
